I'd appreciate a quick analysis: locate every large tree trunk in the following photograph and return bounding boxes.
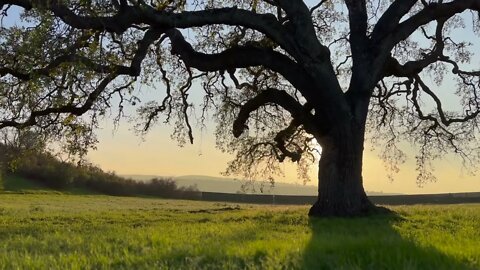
[308,122,376,217]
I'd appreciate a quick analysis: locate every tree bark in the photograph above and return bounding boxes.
[308,122,376,217]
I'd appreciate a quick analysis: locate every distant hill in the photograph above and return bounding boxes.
[124,174,401,196]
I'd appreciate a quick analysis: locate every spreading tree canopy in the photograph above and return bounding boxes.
[0,0,479,216]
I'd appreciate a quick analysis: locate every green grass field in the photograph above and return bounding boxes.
[0,193,479,270]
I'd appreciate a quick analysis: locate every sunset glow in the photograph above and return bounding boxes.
[88,120,479,194]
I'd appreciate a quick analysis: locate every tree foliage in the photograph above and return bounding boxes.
[0,0,479,190]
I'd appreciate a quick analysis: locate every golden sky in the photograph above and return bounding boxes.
[86,13,480,195]
[88,119,479,195]
[2,2,478,195]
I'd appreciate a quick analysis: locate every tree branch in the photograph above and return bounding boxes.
[344,0,368,57]
[1,27,163,80]
[0,74,117,129]
[2,0,295,53]
[274,119,302,162]
[388,0,480,49]
[164,29,313,100]
[275,0,330,62]
[414,75,480,126]
[383,18,447,78]
[0,27,162,130]
[309,0,328,14]
[371,0,418,44]
[232,88,315,138]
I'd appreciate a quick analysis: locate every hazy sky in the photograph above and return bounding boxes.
[86,8,480,195]
[87,114,479,194]
[3,3,479,194]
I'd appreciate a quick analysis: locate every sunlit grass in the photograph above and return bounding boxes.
[0,194,478,269]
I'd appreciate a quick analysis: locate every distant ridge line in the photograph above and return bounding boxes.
[124,174,401,196]
[196,191,480,205]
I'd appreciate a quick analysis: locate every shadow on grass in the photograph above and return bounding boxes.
[302,212,474,270]
[0,174,100,195]
[1,174,48,192]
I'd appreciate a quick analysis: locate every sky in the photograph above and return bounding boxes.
[87,113,479,194]
[87,4,480,195]
[2,2,479,195]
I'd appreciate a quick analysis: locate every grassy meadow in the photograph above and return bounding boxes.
[0,190,479,269]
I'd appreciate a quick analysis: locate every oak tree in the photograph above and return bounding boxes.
[0,0,479,216]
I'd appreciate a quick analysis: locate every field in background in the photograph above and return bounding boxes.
[2,174,479,206]
[0,194,479,269]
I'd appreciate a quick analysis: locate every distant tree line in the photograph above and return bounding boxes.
[0,143,199,199]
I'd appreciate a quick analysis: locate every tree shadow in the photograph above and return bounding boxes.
[1,174,47,192]
[302,212,475,270]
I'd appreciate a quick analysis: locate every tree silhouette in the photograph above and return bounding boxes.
[0,0,479,216]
